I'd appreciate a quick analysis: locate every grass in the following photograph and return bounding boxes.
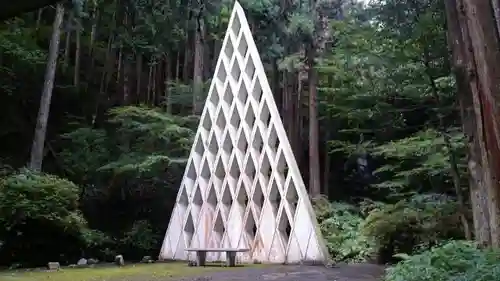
[0,262,261,281]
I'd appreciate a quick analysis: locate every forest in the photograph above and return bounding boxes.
[1,0,500,280]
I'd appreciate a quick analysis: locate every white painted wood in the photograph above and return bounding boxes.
[159,1,330,264]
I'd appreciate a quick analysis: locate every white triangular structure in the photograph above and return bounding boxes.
[159,1,329,264]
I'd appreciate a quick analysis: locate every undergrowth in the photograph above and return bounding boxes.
[313,193,464,264]
[384,240,500,281]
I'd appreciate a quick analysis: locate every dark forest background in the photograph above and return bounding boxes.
[1,0,500,280]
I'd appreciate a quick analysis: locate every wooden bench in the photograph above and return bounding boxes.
[186,248,249,267]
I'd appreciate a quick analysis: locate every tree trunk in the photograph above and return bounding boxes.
[445,0,491,246]
[212,33,222,73]
[35,8,43,30]
[204,37,212,80]
[164,57,171,110]
[296,70,305,162]
[307,46,321,198]
[192,12,205,115]
[151,63,156,105]
[155,59,163,105]
[445,0,491,245]
[28,3,65,171]
[445,0,494,246]
[444,0,499,247]
[271,60,281,111]
[122,54,130,104]
[74,22,81,87]
[463,0,500,247]
[168,51,181,114]
[84,2,99,95]
[89,4,99,49]
[63,12,72,72]
[322,141,330,198]
[94,25,115,127]
[116,46,123,87]
[491,0,500,36]
[282,71,290,141]
[136,54,142,101]
[146,61,153,104]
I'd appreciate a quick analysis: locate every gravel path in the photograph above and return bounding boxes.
[174,264,385,281]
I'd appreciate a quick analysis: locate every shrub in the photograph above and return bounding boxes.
[120,220,160,258]
[0,169,91,265]
[313,196,375,262]
[0,169,85,232]
[384,240,500,281]
[361,194,463,262]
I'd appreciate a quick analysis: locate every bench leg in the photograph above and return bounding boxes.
[196,251,207,266]
[226,251,237,267]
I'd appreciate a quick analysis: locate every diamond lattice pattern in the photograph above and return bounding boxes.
[159,1,329,264]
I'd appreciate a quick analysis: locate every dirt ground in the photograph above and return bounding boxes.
[173,264,386,281]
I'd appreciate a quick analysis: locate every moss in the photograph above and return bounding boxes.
[0,262,260,281]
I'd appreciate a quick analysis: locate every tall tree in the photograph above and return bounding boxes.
[307,0,321,197]
[192,0,205,115]
[28,3,65,171]
[462,0,500,247]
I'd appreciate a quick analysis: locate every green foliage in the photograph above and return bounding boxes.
[56,106,195,261]
[80,228,113,248]
[320,0,463,200]
[99,106,193,175]
[59,128,110,179]
[120,220,160,255]
[0,24,46,97]
[0,169,95,263]
[0,23,46,65]
[373,128,466,193]
[0,169,85,233]
[166,81,212,107]
[362,194,463,258]
[313,196,375,262]
[0,0,479,269]
[60,105,194,179]
[384,240,500,281]
[315,193,464,264]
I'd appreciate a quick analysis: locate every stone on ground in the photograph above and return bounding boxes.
[77,258,87,266]
[47,262,60,270]
[115,254,125,266]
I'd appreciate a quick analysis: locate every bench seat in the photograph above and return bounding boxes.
[186,248,249,267]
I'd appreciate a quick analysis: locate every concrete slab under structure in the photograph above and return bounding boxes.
[159,0,330,264]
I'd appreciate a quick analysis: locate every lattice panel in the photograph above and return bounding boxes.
[159,1,329,264]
